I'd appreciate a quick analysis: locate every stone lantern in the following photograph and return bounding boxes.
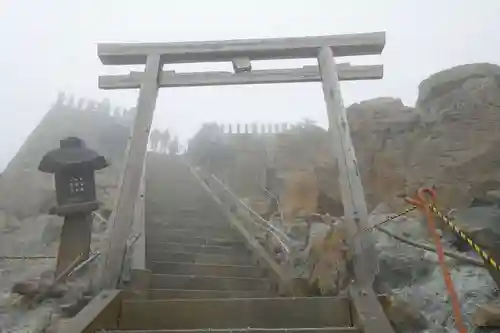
[38,137,108,275]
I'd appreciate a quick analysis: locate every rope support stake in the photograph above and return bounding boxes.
[405,188,467,333]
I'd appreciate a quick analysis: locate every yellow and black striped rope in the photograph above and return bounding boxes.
[362,205,417,233]
[429,204,500,271]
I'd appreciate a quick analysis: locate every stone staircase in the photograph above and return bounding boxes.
[106,153,359,332]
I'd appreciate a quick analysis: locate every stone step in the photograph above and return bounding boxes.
[149,187,199,192]
[147,224,236,233]
[147,222,231,232]
[147,235,246,248]
[148,199,215,205]
[158,213,225,221]
[147,288,270,299]
[155,210,224,219]
[147,186,199,193]
[106,328,359,333]
[150,274,270,291]
[146,228,240,241]
[149,214,222,220]
[119,297,352,330]
[146,206,219,214]
[148,262,262,278]
[147,242,246,255]
[147,251,254,266]
[150,222,232,232]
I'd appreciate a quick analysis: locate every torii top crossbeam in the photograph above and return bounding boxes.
[98,31,385,65]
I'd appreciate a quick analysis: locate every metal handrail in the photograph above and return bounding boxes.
[257,183,285,228]
[210,174,292,254]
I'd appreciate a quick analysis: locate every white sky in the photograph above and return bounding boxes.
[0,0,499,170]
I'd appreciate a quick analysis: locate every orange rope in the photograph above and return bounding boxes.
[405,188,467,333]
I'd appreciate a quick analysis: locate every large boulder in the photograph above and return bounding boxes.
[369,204,436,290]
[346,63,500,210]
[347,97,419,210]
[449,205,500,268]
[406,63,500,208]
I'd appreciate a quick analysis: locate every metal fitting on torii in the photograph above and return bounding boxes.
[232,57,252,73]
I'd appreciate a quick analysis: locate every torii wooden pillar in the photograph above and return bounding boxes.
[97,32,392,332]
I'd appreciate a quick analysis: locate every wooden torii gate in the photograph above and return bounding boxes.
[97,32,391,331]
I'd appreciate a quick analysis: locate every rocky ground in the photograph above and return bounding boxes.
[266,203,499,332]
[0,214,111,332]
[370,204,499,332]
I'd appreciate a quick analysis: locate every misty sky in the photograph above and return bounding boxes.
[0,0,499,170]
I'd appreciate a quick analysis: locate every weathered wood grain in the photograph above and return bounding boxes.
[99,64,383,89]
[99,55,161,289]
[317,46,394,333]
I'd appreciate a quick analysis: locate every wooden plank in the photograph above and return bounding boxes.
[99,54,161,289]
[57,290,122,333]
[148,288,269,299]
[317,46,394,333]
[146,227,239,240]
[349,286,395,333]
[147,251,253,266]
[99,64,383,90]
[149,273,270,291]
[148,261,262,278]
[119,297,352,330]
[106,327,360,333]
[148,235,245,247]
[98,32,385,65]
[147,242,247,255]
[105,327,360,332]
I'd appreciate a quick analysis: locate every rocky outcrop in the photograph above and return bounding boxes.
[417,63,500,118]
[275,63,500,212]
[407,63,500,208]
[347,97,419,210]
